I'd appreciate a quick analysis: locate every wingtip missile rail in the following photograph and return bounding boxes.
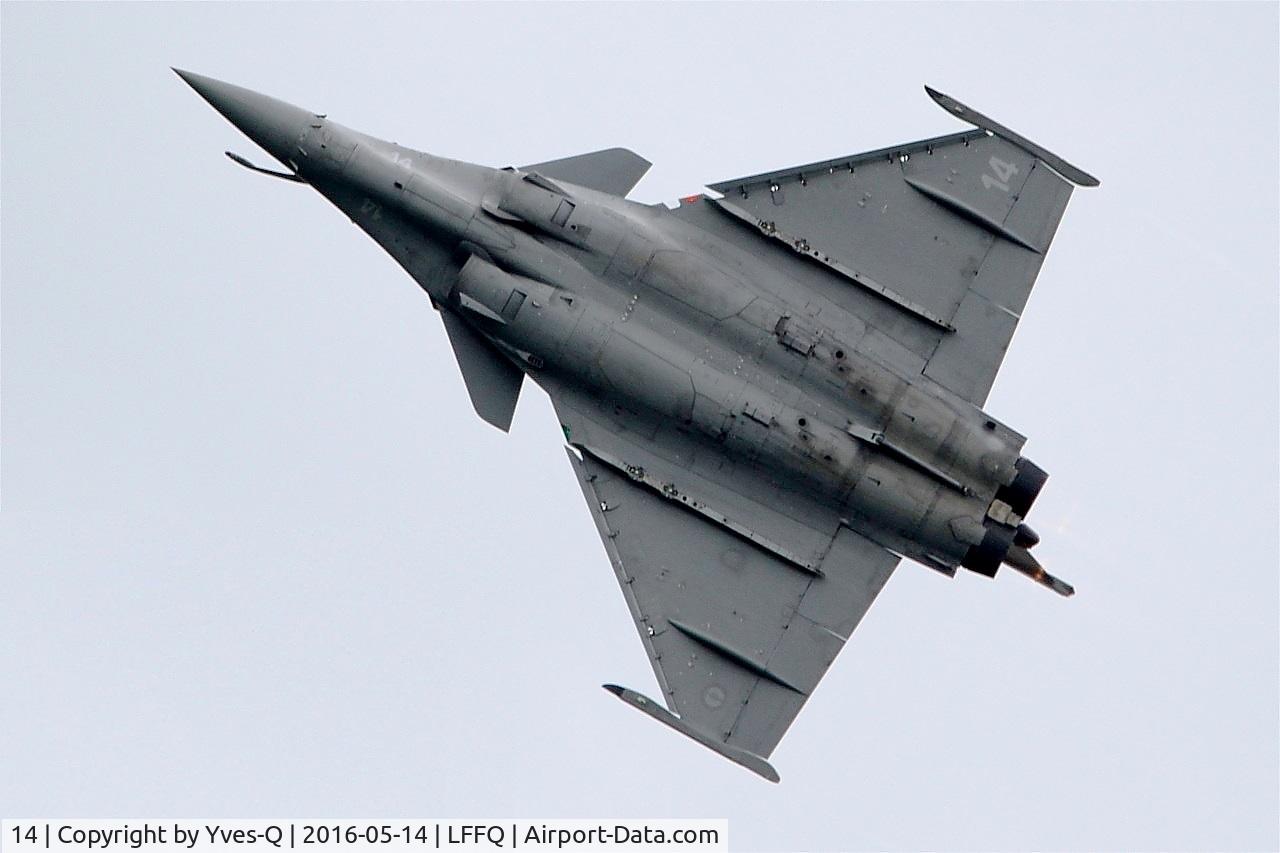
[602,684,781,783]
[925,84,1101,188]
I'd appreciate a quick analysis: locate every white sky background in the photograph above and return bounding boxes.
[2,3,1277,850]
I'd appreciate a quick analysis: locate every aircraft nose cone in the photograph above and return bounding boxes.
[174,68,315,168]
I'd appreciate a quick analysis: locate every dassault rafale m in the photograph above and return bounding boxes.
[178,70,1097,782]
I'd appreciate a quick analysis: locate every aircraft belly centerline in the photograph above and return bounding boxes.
[592,235,1022,496]
[443,187,1009,557]
[489,271,988,560]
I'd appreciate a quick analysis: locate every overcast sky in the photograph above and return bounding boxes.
[3,3,1277,851]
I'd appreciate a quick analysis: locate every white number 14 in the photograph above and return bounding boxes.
[981,156,1019,192]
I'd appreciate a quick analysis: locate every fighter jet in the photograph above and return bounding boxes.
[177,70,1097,782]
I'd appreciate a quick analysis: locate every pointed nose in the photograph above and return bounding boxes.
[174,69,315,167]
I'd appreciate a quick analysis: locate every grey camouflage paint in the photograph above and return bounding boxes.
[177,70,1096,781]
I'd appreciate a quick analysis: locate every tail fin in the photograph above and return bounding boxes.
[520,148,651,197]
